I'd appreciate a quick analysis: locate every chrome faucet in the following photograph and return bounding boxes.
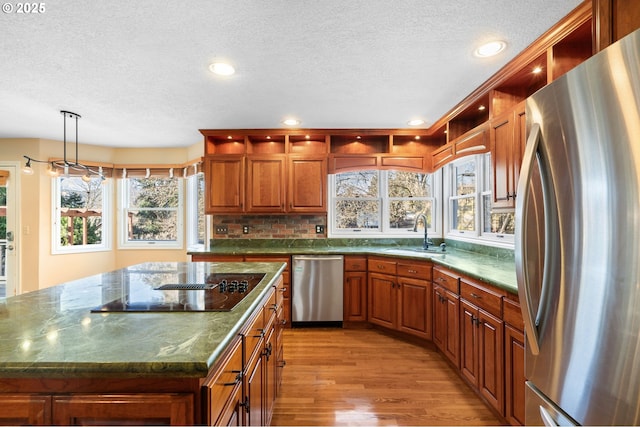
[413,213,433,249]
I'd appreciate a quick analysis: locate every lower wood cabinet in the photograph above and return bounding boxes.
[0,394,50,425]
[504,298,526,426]
[368,257,433,340]
[51,394,194,426]
[343,256,368,323]
[433,267,461,368]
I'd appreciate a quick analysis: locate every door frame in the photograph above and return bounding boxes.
[0,162,20,296]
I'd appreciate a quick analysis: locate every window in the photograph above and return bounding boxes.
[186,172,207,250]
[52,176,111,254]
[446,154,514,244]
[118,177,183,248]
[329,170,439,237]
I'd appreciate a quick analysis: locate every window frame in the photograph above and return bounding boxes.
[328,169,441,239]
[186,172,208,251]
[51,176,112,254]
[117,176,184,250]
[444,154,514,247]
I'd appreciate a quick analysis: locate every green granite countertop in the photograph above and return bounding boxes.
[0,261,285,378]
[190,238,517,294]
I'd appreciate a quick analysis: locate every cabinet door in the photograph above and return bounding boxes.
[490,110,515,209]
[0,394,51,425]
[460,300,479,387]
[51,394,194,426]
[246,156,286,213]
[344,271,368,322]
[513,102,526,194]
[478,310,504,415]
[205,156,244,213]
[433,286,448,351]
[245,352,264,427]
[216,384,244,427]
[505,325,526,425]
[264,324,277,427]
[368,272,396,329]
[288,155,327,213]
[397,277,432,340]
[444,290,461,368]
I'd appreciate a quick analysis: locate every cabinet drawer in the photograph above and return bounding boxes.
[503,297,524,331]
[433,267,459,294]
[368,257,397,275]
[397,262,432,281]
[460,279,502,318]
[205,338,243,426]
[344,256,367,271]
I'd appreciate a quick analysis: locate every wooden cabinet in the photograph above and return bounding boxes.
[246,155,286,213]
[490,110,516,210]
[396,262,432,340]
[51,394,194,426]
[288,155,327,213]
[594,0,640,52]
[204,338,244,426]
[204,155,244,213]
[343,256,368,323]
[432,267,460,368]
[0,394,50,425]
[459,277,505,416]
[504,298,526,426]
[368,257,433,340]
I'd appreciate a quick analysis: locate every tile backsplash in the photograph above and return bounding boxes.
[212,215,327,239]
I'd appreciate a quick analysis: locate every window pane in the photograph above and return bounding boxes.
[335,200,380,229]
[455,160,476,196]
[128,210,178,241]
[452,196,475,231]
[335,171,378,197]
[59,176,104,247]
[390,200,432,229]
[128,178,179,208]
[483,195,515,234]
[388,171,431,197]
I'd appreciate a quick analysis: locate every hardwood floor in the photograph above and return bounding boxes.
[272,328,503,426]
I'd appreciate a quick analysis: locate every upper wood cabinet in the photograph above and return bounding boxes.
[593,0,640,52]
[288,155,327,213]
[246,155,286,213]
[204,156,245,213]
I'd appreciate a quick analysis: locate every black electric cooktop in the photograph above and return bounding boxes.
[91,273,266,313]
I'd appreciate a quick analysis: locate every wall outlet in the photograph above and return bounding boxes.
[215,225,228,234]
[242,225,250,234]
[315,225,325,234]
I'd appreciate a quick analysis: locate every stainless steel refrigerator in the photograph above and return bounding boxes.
[516,28,640,425]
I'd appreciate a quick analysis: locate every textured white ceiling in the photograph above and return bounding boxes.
[0,0,583,148]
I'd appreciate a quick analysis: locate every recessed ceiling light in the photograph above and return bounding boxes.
[474,41,506,58]
[282,118,301,126]
[407,119,425,126]
[209,62,235,76]
[478,105,486,111]
[532,66,543,74]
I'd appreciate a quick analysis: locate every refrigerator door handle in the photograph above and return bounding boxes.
[516,123,542,355]
[540,406,559,426]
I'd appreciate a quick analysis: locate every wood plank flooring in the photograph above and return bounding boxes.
[272,328,503,426]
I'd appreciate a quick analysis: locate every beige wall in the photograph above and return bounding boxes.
[0,138,203,293]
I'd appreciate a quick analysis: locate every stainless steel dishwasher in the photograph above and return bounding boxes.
[291,255,344,325]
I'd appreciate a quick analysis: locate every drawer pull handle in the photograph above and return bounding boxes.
[223,370,243,386]
[470,293,481,299]
[408,269,418,274]
[280,287,287,293]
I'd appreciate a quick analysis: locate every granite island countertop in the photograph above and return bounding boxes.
[190,239,517,294]
[0,261,286,378]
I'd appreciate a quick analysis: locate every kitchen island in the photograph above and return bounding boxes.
[0,261,286,425]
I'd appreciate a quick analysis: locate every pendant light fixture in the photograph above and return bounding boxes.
[22,110,105,180]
